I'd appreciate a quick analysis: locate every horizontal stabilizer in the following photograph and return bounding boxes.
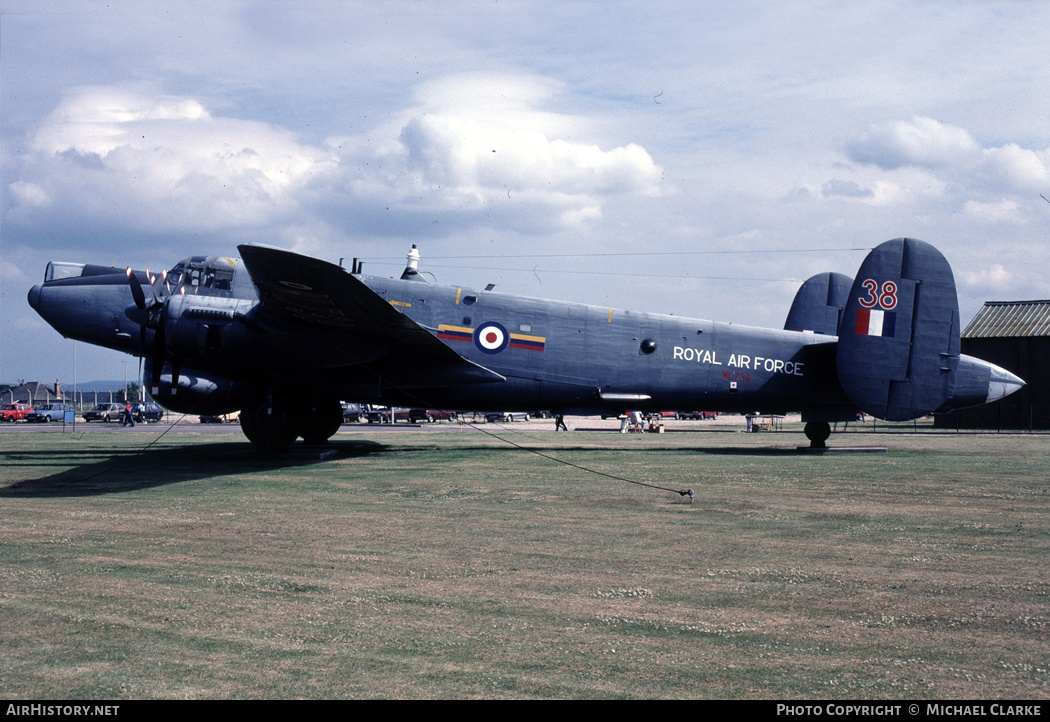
[784,272,853,335]
[835,238,960,420]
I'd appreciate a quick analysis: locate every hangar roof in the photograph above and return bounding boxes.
[962,300,1050,338]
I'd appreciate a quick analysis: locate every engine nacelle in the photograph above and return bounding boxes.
[163,294,255,366]
[145,360,252,415]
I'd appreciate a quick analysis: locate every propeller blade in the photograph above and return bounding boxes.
[170,357,181,397]
[151,320,165,396]
[127,267,146,310]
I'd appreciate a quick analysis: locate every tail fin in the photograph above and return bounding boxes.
[835,238,960,420]
[784,272,853,335]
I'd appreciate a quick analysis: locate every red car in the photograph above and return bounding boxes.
[0,403,34,422]
[408,409,458,423]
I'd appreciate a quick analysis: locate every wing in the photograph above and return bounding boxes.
[237,244,505,387]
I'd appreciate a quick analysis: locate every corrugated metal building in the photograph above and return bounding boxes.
[936,300,1050,429]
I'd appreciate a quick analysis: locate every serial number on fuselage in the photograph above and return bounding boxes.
[672,346,804,376]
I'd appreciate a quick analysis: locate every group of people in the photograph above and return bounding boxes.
[619,410,645,433]
[554,412,647,433]
[121,401,147,427]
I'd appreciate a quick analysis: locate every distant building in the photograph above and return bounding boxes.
[935,300,1050,430]
[2,380,71,406]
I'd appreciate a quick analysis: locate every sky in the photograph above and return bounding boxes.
[2,0,1049,384]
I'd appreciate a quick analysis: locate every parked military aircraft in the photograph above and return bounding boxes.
[28,238,1024,451]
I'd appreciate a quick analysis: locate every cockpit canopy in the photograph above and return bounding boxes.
[167,256,239,295]
[42,255,254,300]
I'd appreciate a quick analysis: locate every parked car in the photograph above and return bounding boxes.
[25,403,74,422]
[83,402,125,422]
[485,411,531,422]
[365,407,392,423]
[0,403,34,422]
[135,403,164,423]
[199,410,238,424]
[677,411,718,420]
[408,409,457,423]
[341,403,365,423]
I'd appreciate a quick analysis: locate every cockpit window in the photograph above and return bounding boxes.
[168,257,238,297]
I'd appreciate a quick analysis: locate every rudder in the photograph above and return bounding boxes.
[835,238,960,420]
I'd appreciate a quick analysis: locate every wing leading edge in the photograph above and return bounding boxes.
[237,244,505,387]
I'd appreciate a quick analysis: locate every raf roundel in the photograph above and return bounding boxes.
[474,321,509,354]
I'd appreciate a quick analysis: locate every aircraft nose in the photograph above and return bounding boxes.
[27,284,42,312]
[987,363,1025,403]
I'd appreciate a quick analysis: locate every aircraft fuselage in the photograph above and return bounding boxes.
[356,275,842,416]
[28,240,1025,450]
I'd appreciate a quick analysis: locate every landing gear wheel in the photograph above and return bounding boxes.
[805,421,831,449]
[240,402,298,453]
[298,399,344,445]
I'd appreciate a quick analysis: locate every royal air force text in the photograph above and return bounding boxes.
[673,347,804,377]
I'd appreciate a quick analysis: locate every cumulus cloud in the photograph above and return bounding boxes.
[802,177,909,207]
[847,116,982,171]
[980,143,1050,191]
[849,117,1050,192]
[960,263,1012,292]
[6,77,664,245]
[820,179,874,199]
[8,181,49,209]
[325,72,664,233]
[844,116,1050,222]
[13,87,336,234]
[964,199,1022,224]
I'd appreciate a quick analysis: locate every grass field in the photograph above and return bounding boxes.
[1,423,1048,699]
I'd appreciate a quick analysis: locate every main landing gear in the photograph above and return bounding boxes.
[239,396,344,452]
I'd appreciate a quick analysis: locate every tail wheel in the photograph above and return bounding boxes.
[804,421,831,448]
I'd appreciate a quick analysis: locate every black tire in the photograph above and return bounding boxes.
[240,403,298,453]
[298,399,344,445]
[804,421,832,448]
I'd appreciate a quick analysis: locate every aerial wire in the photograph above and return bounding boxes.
[363,247,871,261]
[454,417,695,502]
[326,348,696,503]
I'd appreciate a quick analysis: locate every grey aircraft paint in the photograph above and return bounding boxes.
[28,238,1024,450]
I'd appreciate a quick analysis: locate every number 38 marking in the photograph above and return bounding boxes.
[859,279,898,310]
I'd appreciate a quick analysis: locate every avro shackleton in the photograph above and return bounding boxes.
[28,238,1024,450]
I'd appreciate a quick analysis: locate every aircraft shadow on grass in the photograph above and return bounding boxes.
[1,437,812,498]
[0,439,392,498]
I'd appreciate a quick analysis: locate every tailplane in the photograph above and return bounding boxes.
[835,238,960,420]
